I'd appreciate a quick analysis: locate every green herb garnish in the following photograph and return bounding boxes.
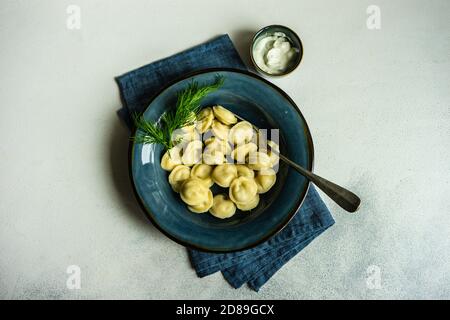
[132,75,224,149]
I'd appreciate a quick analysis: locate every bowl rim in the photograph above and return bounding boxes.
[128,67,314,253]
[250,24,304,77]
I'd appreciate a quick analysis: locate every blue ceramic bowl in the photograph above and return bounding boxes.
[129,68,313,252]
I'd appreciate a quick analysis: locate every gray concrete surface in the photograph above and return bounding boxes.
[0,0,449,299]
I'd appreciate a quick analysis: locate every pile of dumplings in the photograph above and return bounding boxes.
[160,105,279,219]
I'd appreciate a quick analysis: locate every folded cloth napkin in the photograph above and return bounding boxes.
[115,34,335,291]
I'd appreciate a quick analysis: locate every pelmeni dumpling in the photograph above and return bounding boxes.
[163,105,279,219]
[203,138,229,165]
[209,194,236,219]
[229,177,258,205]
[212,106,237,125]
[188,189,213,213]
[236,193,260,211]
[267,140,279,152]
[268,141,280,166]
[172,125,199,144]
[211,120,230,140]
[190,163,214,187]
[160,146,183,171]
[205,136,231,155]
[255,168,277,194]
[181,140,203,166]
[180,178,210,206]
[235,164,255,179]
[211,164,238,187]
[196,107,214,133]
[231,142,258,163]
[229,121,254,146]
[260,140,280,167]
[168,165,191,192]
[247,151,272,170]
[202,149,225,165]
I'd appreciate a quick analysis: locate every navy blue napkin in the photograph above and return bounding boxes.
[116,34,335,291]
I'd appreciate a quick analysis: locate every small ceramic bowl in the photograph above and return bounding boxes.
[250,25,303,77]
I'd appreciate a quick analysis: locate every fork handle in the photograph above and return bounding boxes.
[279,154,361,213]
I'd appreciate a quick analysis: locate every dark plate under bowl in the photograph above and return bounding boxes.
[129,68,313,252]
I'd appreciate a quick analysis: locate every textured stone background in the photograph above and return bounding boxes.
[0,0,449,299]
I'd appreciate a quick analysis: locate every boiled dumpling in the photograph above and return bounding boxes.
[180,178,210,206]
[235,164,255,179]
[267,140,279,152]
[163,108,279,218]
[211,164,238,187]
[260,140,280,167]
[268,141,280,167]
[247,151,272,170]
[251,128,267,147]
[212,105,237,125]
[211,120,230,140]
[236,193,260,211]
[168,165,191,192]
[172,124,199,144]
[204,136,231,155]
[229,176,258,205]
[209,194,236,219]
[202,149,225,165]
[190,163,214,187]
[255,168,277,193]
[231,142,257,164]
[160,146,182,171]
[228,121,254,146]
[202,137,229,165]
[196,107,214,133]
[181,140,202,166]
[188,189,213,213]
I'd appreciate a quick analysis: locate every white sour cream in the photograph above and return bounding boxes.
[252,32,297,75]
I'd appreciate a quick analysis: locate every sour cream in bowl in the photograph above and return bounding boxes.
[251,25,303,77]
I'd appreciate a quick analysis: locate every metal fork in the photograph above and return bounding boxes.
[233,113,361,213]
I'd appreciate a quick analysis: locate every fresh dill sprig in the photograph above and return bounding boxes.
[131,113,170,149]
[132,75,224,149]
[170,75,224,130]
